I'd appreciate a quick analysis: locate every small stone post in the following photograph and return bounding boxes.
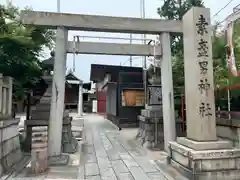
[31,126,48,174]
[2,87,7,115]
[78,80,83,116]
[0,74,2,114]
[7,77,12,117]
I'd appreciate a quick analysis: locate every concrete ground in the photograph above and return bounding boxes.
[119,127,168,161]
[9,113,186,180]
[82,114,168,180]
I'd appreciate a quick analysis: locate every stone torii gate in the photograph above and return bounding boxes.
[21,7,240,179]
[20,11,178,157]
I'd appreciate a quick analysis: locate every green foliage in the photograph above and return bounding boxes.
[157,0,240,95]
[214,21,240,90]
[157,0,205,89]
[157,0,204,56]
[0,3,55,100]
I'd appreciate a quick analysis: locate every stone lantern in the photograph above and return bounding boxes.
[25,51,78,162]
[136,60,163,150]
[42,51,55,75]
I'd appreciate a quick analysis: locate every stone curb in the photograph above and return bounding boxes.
[0,155,31,180]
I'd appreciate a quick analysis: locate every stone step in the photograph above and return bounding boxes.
[25,120,48,126]
[26,117,72,127]
[42,91,52,96]
[154,160,189,180]
[141,109,163,118]
[31,111,50,120]
[38,98,51,104]
[138,115,147,122]
[138,115,163,123]
[34,104,51,112]
[72,127,83,139]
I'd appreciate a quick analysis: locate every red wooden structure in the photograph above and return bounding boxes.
[97,90,106,114]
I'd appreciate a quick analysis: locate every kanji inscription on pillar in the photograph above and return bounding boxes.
[183,7,217,141]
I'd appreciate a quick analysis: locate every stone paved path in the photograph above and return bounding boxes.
[82,114,171,180]
[10,114,186,180]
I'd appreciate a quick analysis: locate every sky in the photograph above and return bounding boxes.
[2,0,240,82]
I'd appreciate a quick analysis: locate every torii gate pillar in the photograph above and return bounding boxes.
[48,27,68,157]
[160,32,176,153]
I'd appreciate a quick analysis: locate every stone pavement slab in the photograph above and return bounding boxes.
[111,160,128,174]
[100,168,118,180]
[46,166,78,179]
[85,163,100,177]
[85,175,102,180]
[129,167,151,180]
[116,172,134,180]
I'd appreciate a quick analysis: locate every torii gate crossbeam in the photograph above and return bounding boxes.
[20,11,182,33]
[67,41,161,56]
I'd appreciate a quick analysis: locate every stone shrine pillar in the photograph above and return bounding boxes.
[48,27,68,157]
[169,7,240,180]
[78,80,83,116]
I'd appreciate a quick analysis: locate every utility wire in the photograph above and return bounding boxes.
[212,0,235,18]
[216,4,240,26]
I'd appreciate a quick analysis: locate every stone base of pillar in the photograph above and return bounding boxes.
[48,154,69,166]
[137,107,186,150]
[62,117,78,153]
[169,137,240,180]
[31,126,48,174]
[25,116,78,154]
[136,107,164,150]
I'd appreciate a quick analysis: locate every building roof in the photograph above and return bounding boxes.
[90,64,142,82]
[66,71,91,90]
[66,71,80,81]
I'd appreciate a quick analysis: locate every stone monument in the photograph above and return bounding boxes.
[31,126,48,174]
[0,74,23,177]
[25,51,78,155]
[137,64,164,149]
[168,7,240,180]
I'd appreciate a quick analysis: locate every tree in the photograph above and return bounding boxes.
[212,21,240,89]
[0,3,55,100]
[157,1,240,87]
[157,0,204,56]
[157,0,205,89]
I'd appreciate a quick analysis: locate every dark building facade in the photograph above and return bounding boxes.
[90,64,145,127]
[65,72,92,111]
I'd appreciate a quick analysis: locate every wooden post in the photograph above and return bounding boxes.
[2,87,7,116]
[0,74,2,115]
[7,77,12,116]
